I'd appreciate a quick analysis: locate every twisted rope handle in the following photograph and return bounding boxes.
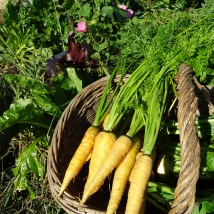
[169,63,201,214]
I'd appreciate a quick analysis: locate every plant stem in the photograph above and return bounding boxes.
[149,193,169,206]
[126,105,146,138]
[17,121,54,131]
[104,61,151,131]
[146,196,168,213]
[148,181,174,195]
[143,77,170,154]
[54,1,65,50]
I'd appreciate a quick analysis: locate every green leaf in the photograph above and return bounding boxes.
[193,194,214,214]
[94,0,102,11]
[78,3,91,17]
[113,7,126,23]
[192,203,200,214]
[54,87,70,109]
[207,147,214,171]
[93,42,109,52]
[63,0,75,9]
[60,77,75,90]
[67,67,82,92]
[148,186,157,193]
[0,99,35,132]
[6,1,19,23]
[12,136,45,198]
[201,201,214,213]
[14,175,35,198]
[4,74,52,95]
[161,193,174,200]
[91,52,100,60]
[51,73,65,86]
[32,93,62,118]
[101,6,115,21]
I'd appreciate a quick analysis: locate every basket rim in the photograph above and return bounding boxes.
[47,75,130,214]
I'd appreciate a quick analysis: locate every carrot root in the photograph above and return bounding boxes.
[125,154,153,214]
[58,125,100,197]
[80,135,133,205]
[84,131,117,194]
[106,136,141,214]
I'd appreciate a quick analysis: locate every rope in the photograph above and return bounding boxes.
[168,63,201,214]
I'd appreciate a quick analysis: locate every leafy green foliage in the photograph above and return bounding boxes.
[61,0,133,73]
[147,180,214,213]
[156,115,214,212]
[3,0,69,51]
[66,67,83,92]
[0,0,70,81]
[193,194,214,214]
[159,118,214,179]
[110,0,214,84]
[1,0,214,212]
[0,98,37,132]
[0,68,84,134]
[12,136,45,199]
[207,145,214,171]
[137,0,204,10]
[4,74,53,95]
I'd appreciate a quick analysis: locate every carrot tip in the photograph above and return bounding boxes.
[54,194,61,202]
[80,195,88,205]
[56,189,64,199]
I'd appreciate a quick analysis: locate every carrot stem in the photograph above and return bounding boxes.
[126,99,146,138]
[92,62,120,126]
[104,61,151,131]
[143,76,171,155]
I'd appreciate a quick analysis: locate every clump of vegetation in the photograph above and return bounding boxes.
[0,0,213,213]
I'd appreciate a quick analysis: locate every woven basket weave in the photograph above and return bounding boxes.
[47,72,214,214]
[47,75,129,214]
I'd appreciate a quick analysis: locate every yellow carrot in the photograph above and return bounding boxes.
[129,149,156,183]
[99,113,110,131]
[84,131,117,193]
[85,152,92,162]
[80,135,133,205]
[125,154,153,214]
[139,190,147,214]
[58,125,100,197]
[106,136,141,214]
[100,113,119,132]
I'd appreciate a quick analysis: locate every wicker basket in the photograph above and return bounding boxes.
[47,75,129,214]
[47,71,214,214]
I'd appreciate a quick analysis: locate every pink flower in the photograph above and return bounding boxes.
[125,9,134,18]
[75,22,87,33]
[119,4,127,10]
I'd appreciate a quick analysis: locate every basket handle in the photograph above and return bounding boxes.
[168,63,201,214]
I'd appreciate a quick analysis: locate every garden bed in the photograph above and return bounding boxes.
[0,0,214,213]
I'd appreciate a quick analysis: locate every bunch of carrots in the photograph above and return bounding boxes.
[57,59,175,214]
[52,5,214,212]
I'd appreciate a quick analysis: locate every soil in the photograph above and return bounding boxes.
[0,0,8,9]
[0,0,8,23]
